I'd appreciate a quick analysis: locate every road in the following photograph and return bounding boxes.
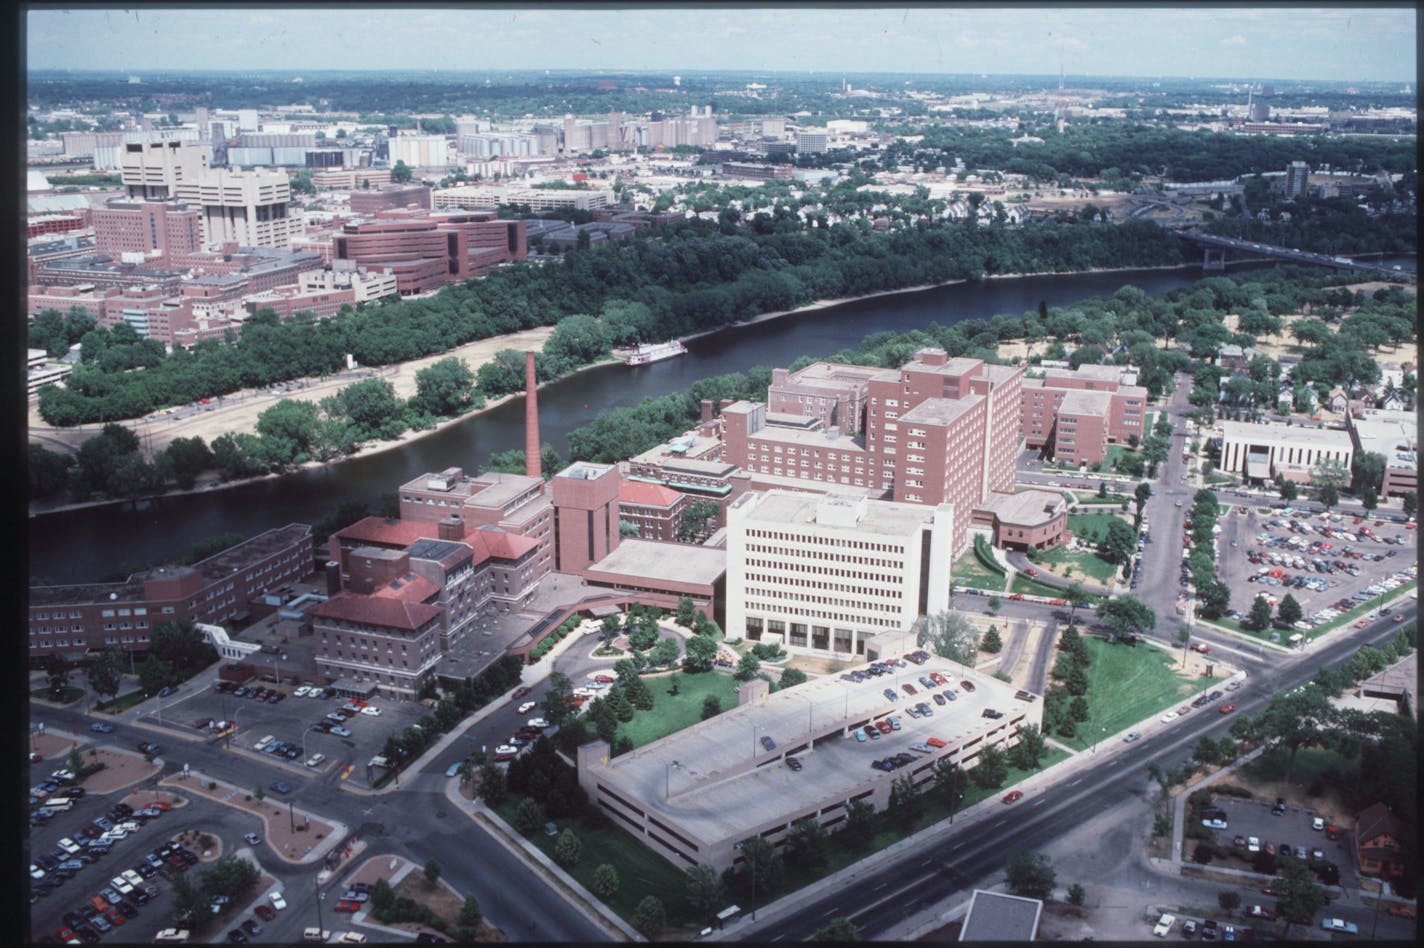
[730,604,1416,941]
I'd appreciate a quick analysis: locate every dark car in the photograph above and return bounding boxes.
[1272,797,1287,814]
[882,688,898,702]
[268,782,291,795]
[932,693,946,706]
[114,900,138,919]
[960,680,976,692]
[785,757,803,772]
[760,735,775,752]
[136,742,161,755]
[129,887,150,905]
[228,930,249,943]
[982,708,1004,719]
[241,919,262,936]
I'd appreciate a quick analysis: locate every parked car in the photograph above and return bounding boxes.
[90,722,115,733]
[1153,914,1176,937]
[268,782,291,795]
[1002,790,1024,804]
[1123,731,1141,743]
[1320,918,1358,934]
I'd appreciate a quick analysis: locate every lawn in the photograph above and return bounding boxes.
[31,685,85,705]
[1068,511,1130,545]
[1060,637,1201,751]
[1073,490,1132,506]
[1029,544,1121,585]
[1206,578,1417,644]
[616,670,743,749]
[493,796,694,926]
[953,549,1008,593]
[96,690,152,714]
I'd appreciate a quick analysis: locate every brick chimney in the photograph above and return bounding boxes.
[437,515,464,541]
[524,351,540,478]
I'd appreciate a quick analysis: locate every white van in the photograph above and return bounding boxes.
[154,929,191,943]
[302,928,331,943]
[45,798,74,812]
[254,734,274,751]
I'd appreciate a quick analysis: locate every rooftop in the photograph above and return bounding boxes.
[976,489,1067,527]
[1221,419,1353,449]
[739,489,940,538]
[959,890,1044,942]
[899,394,983,427]
[1057,389,1113,415]
[1350,409,1417,469]
[586,538,726,586]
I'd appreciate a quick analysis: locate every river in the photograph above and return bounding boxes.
[19,261,1365,583]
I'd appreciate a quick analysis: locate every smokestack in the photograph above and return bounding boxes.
[524,351,540,478]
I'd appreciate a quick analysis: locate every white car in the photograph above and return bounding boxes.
[57,837,82,855]
[307,688,325,699]
[269,891,287,910]
[109,876,134,895]
[526,718,549,729]
[294,686,311,698]
[254,735,274,751]
[1312,816,1324,831]
[1160,711,1178,723]
[305,753,326,768]
[102,827,128,841]
[517,701,536,714]
[494,744,519,755]
[1320,918,1358,934]
[121,869,144,887]
[330,726,352,738]
[359,706,381,716]
[1247,836,1261,853]
[1153,913,1176,937]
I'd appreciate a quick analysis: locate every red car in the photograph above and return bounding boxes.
[1002,790,1024,804]
[960,680,976,692]
[1219,704,1237,714]
[335,899,361,913]
[926,737,947,748]
[902,684,918,695]
[1009,593,1025,601]
[511,686,532,699]
[1024,568,1037,577]
[1190,643,1211,654]
[594,674,615,684]
[1387,905,1416,919]
[254,904,276,921]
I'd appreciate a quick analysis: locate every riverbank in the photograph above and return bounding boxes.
[27,260,1218,518]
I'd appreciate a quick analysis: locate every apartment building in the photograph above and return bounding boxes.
[27,525,313,662]
[617,480,692,542]
[725,490,953,659]
[91,199,203,264]
[767,362,881,435]
[1020,364,1148,465]
[549,462,623,575]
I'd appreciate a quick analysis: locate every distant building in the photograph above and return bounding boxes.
[1020,364,1148,466]
[1347,409,1417,498]
[795,129,829,154]
[1284,160,1311,199]
[91,199,203,265]
[331,209,527,294]
[347,184,433,215]
[27,525,313,662]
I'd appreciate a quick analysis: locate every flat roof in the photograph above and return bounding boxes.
[1221,419,1353,450]
[588,539,726,586]
[601,656,1027,849]
[1057,388,1112,414]
[743,490,937,538]
[900,394,982,427]
[1352,411,1417,469]
[960,890,1043,942]
[748,424,869,453]
[976,489,1066,526]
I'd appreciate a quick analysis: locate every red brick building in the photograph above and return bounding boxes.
[1020,365,1148,465]
[332,209,527,295]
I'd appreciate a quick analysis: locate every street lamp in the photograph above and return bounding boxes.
[734,841,757,922]
[665,759,681,800]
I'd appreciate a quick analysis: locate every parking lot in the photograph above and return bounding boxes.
[135,676,430,789]
[1194,793,1359,891]
[1212,504,1417,639]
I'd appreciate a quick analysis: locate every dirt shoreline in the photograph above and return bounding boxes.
[24,261,1235,518]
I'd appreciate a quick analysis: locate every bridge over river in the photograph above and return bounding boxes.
[1174,230,1415,282]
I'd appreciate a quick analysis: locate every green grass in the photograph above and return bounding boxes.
[1068,511,1130,545]
[617,671,743,749]
[31,685,85,704]
[1060,637,1202,750]
[96,690,151,714]
[953,549,1008,593]
[493,796,694,925]
[1206,578,1417,644]
[1074,491,1132,506]
[1237,745,1357,790]
[1029,544,1121,585]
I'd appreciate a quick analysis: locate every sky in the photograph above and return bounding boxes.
[24,5,1418,83]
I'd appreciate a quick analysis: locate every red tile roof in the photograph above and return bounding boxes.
[475,525,540,560]
[619,480,684,508]
[311,590,443,631]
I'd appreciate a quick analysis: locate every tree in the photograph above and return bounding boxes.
[736,834,783,896]
[676,595,697,627]
[148,617,218,675]
[162,436,213,489]
[1278,477,1299,501]
[701,694,722,720]
[1317,482,1339,510]
[981,627,1003,654]
[686,863,726,919]
[624,676,655,711]
[1004,850,1056,900]
[920,611,979,667]
[1403,491,1417,517]
[1067,883,1086,908]
[684,635,718,673]
[812,918,862,941]
[1197,578,1232,620]
[84,647,125,706]
[970,745,1009,789]
[478,762,506,806]
[1275,858,1327,932]
[460,894,483,926]
[1009,724,1048,771]
[1193,735,1224,766]
[841,796,878,850]
[887,774,924,829]
[43,654,72,695]
[590,863,619,900]
[1096,595,1155,642]
[168,872,209,926]
[1100,517,1137,568]
[650,637,681,667]
[1134,481,1152,521]
[1276,594,1303,628]
[391,159,413,183]
[413,357,477,416]
[785,817,829,870]
[1064,581,1089,623]
[933,758,969,814]
[607,688,635,723]
[735,651,761,681]
[1248,595,1274,632]
[777,667,808,690]
[200,854,260,898]
[553,829,582,869]
[630,896,666,939]
[513,798,543,835]
[1256,685,1335,785]
[424,858,442,885]
[543,671,574,727]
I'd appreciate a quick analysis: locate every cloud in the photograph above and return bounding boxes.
[1221,35,1247,46]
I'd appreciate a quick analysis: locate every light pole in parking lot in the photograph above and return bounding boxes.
[665,759,681,800]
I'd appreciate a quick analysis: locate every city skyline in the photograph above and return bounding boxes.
[26,5,1418,83]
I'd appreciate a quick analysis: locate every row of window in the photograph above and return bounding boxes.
[744,546,900,569]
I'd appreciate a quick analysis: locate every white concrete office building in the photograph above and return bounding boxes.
[725,490,954,659]
[1218,420,1354,483]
